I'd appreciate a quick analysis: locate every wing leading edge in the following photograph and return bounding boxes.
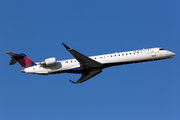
[62,43,103,84]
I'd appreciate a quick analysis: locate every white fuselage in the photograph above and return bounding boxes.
[22,48,175,75]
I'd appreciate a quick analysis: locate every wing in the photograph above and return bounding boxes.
[62,43,102,70]
[62,43,103,84]
[70,69,102,84]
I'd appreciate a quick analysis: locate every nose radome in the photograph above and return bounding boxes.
[170,52,176,56]
[167,51,176,58]
[172,53,176,56]
[172,52,176,56]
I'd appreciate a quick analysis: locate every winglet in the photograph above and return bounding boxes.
[62,43,71,50]
[69,80,76,84]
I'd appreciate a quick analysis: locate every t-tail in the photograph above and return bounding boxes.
[6,52,36,69]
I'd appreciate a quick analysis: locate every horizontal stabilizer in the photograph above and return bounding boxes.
[6,52,25,58]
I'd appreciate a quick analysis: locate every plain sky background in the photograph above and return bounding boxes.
[0,0,179,120]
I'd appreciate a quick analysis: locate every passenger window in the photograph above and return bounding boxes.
[118,54,120,56]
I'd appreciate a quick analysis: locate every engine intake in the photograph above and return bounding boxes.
[40,57,56,67]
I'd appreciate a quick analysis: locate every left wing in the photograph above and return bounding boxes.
[62,43,103,84]
[69,69,102,84]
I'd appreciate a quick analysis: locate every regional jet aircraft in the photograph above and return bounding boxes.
[6,43,176,84]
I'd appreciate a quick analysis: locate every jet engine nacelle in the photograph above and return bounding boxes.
[40,57,56,67]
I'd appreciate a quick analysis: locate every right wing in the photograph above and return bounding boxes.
[62,43,103,70]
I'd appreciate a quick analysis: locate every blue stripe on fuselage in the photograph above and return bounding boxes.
[65,67,82,73]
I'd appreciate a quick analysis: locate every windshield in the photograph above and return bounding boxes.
[159,48,165,50]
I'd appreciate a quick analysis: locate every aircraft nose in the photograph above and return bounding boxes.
[170,52,176,56]
[172,52,176,56]
[167,51,176,58]
[21,69,25,73]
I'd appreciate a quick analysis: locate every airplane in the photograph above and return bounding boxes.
[6,43,176,84]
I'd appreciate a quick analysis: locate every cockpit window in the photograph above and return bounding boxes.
[159,48,165,50]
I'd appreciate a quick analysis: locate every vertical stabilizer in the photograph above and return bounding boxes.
[6,52,36,69]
